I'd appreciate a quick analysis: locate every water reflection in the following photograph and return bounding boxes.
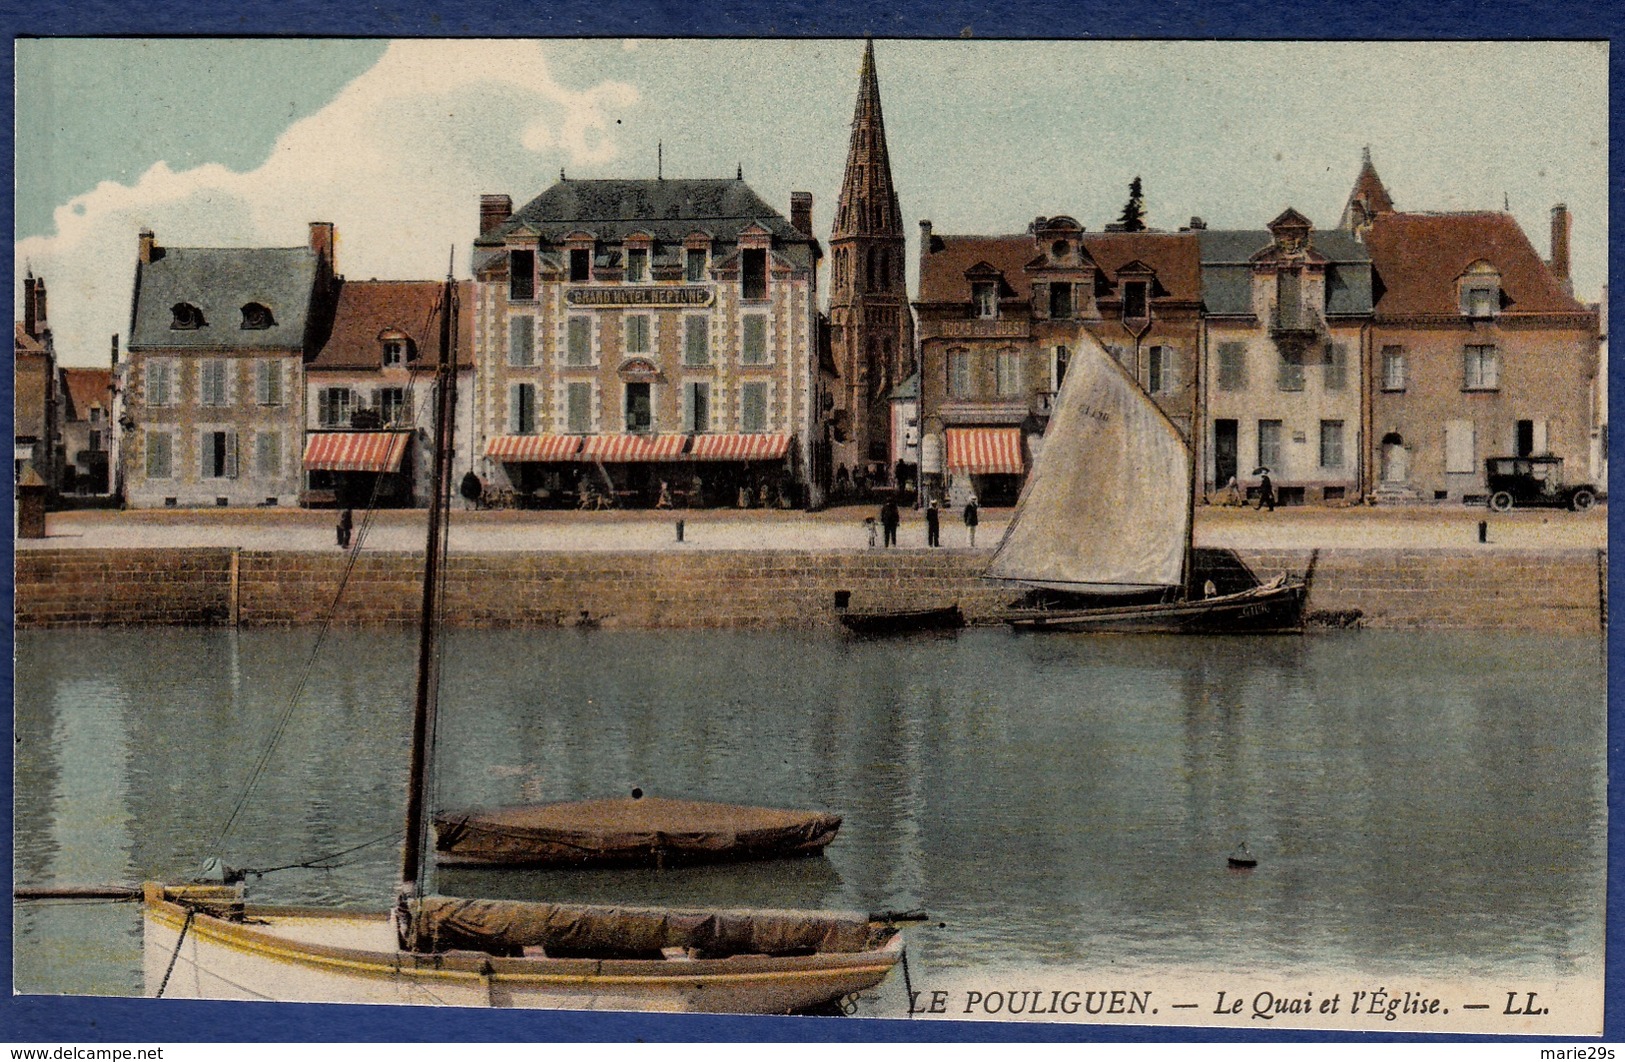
[12,628,1605,997]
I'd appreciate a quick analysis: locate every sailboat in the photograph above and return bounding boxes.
[142,264,906,1013]
[990,331,1305,634]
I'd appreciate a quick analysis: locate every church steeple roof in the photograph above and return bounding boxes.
[1339,146,1395,231]
[833,40,902,241]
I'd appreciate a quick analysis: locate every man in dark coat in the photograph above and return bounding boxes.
[925,501,941,547]
[336,507,354,548]
[963,495,980,547]
[880,498,900,547]
[1256,472,1276,512]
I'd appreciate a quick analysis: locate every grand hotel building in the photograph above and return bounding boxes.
[468,176,825,507]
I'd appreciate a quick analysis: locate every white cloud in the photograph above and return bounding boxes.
[17,39,638,365]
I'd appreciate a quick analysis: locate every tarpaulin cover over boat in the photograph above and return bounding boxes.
[434,796,842,868]
[407,896,890,958]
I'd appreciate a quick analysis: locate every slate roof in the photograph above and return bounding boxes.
[1364,211,1588,318]
[1198,229,1373,316]
[129,246,320,350]
[482,178,812,248]
[308,280,475,371]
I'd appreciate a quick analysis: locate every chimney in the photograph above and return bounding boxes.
[23,272,36,338]
[1188,216,1207,231]
[33,275,48,333]
[309,222,335,270]
[138,229,157,264]
[919,219,934,254]
[110,334,120,370]
[790,192,813,238]
[1550,203,1572,292]
[481,194,513,235]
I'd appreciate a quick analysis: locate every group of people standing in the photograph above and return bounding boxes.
[874,495,979,549]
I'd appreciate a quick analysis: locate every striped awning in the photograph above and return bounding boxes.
[485,434,583,462]
[945,427,1024,474]
[580,434,688,462]
[302,432,411,473]
[689,434,791,461]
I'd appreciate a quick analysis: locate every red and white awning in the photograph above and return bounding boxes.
[580,434,688,462]
[302,432,411,473]
[689,434,791,461]
[485,434,583,462]
[945,427,1024,474]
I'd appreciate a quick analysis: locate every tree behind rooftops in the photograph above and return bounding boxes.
[1116,177,1147,232]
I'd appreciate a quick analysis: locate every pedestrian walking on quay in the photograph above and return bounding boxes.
[926,500,941,547]
[963,495,979,547]
[864,516,878,549]
[1255,470,1276,512]
[880,498,900,548]
[336,507,354,549]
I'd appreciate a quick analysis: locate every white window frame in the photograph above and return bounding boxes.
[972,282,997,319]
[318,387,355,429]
[1382,347,1407,391]
[1463,345,1500,391]
[375,387,407,427]
[995,349,1023,397]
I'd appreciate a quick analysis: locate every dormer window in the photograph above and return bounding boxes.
[1051,240,1070,260]
[1122,280,1149,320]
[626,248,648,283]
[973,282,998,319]
[380,331,412,368]
[240,302,274,330]
[1049,282,1074,320]
[686,247,708,282]
[570,248,591,282]
[1459,261,1502,318]
[170,303,205,330]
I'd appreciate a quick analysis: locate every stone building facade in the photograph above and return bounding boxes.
[122,225,335,509]
[1198,209,1373,504]
[13,272,60,489]
[1347,157,1600,502]
[302,279,474,508]
[828,41,914,480]
[469,176,823,507]
[913,216,1200,505]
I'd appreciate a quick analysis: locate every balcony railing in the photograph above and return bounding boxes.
[1270,305,1324,337]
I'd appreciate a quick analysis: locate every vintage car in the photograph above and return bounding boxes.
[1484,456,1598,512]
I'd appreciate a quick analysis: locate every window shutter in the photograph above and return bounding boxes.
[200,431,211,479]
[1444,420,1475,473]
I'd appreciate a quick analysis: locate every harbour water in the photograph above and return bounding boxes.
[12,627,1606,1023]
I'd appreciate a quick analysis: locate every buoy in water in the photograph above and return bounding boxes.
[1227,842,1258,869]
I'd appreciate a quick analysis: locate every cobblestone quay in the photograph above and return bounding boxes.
[14,546,1606,634]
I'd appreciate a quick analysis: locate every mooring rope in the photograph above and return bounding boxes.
[154,906,196,999]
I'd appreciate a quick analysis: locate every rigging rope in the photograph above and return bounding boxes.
[154,907,196,999]
[207,296,439,864]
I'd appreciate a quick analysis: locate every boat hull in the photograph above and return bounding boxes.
[143,885,901,1013]
[838,605,966,635]
[1004,582,1306,634]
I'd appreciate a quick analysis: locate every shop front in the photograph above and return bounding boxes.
[943,426,1025,507]
[302,431,413,507]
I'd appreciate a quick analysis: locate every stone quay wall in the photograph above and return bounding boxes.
[13,546,1607,634]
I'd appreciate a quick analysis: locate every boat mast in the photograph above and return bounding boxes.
[400,254,458,900]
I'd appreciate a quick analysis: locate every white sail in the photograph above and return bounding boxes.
[986,331,1190,593]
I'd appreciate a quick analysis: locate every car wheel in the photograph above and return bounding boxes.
[1489,491,1514,513]
[1570,489,1596,512]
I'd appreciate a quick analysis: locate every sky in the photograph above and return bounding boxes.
[14,38,1608,367]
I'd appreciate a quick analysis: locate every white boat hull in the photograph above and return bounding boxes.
[143,885,902,1014]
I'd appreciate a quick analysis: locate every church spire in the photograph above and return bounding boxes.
[834,39,901,240]
[1339,146,1395,231]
